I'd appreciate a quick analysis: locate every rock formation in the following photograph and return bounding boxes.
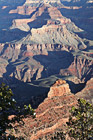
[0,0,92,139]
[0,43,92,84]
[6,78,93,139]
[10,79,77,139]
[48,79,71,97]
[76,78,93,104]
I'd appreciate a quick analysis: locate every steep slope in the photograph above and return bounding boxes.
[9,3,85,45]
[10,79,77,140]
[0,43,92,84]
[76,78,93,103]
[59,0,93,40]
[0,0,90,44]
[0,0,92,105]
[0,1,92,139]
[6,79,93,139]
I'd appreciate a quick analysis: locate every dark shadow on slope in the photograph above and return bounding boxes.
[0,0,26,7]
[11,78,49,109]
[0,0,28,30]
[0,29,29,43]
[2,54,49,108]
[33,50,74,78]
[59,6,93,40]
[81,65,93,82]
[29,6,40,18]
[28,7,51,29]
[0,4,50,43]
[67,80,86,94]
[0,1,31,43]
[74,31,93,40]
[0,44,9,55]
[0,76,49,109]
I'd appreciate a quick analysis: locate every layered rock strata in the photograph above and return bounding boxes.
[0,43,92,83]
[10,80,77,140]
[76,78,93,103]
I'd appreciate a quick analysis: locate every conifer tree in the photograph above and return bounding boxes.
[67,98,93,140]
[0,83,35,139]
[51,99,93,140]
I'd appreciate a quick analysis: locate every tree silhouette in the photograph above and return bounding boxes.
[0,83,35,139]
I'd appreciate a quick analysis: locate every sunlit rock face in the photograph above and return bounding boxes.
[8,79,77,140]
[0,0,92,99]
[48,79,71,98]
[0,1,93,138]
[0,43,92,84]
[76,78,93,104]
[25,0,62,5]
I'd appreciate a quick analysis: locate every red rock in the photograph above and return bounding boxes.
[28,80,77,139]
[2,6,8,9]
[23,51,34,57]
[76,78,93,103]
[48,79,70,98]
[7,78,93,139]
[10,80,77,139]
[9,6,36,15]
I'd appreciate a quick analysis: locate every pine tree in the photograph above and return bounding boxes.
[51,99,93,140]
[67,98,93,140]
[0,83,35,139]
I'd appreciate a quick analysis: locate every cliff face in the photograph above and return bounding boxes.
[7,79,93,139]
[76,78,93,104]
[0,0,92,139]
[64,56,93,81]
[9,3,84,45]
[0,43,92,83]
[0,0,92,109]
[48,80,71,97]
[11,79,77,139]
[1,0,90,43]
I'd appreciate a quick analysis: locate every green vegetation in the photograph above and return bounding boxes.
[67,98,93,140]
[0,82,93,140]
[51,132,66,140]
[51,98,93,140]
[0,83,35,139]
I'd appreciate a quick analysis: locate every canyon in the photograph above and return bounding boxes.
[9,79,93,139]
[0,0,93,139]
[0,0,93,102]
[0,0,92,99]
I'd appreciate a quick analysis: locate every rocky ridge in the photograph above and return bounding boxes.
[11,79,77,139]
[0,43,92,84]
[0,0,88,44]
[11,78,93,139]
[0,0,92,139]
[0,0,92,110]
[76,78,93,103]
[9,3,84,45]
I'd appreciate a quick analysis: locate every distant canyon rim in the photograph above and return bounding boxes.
[0,1,93,139]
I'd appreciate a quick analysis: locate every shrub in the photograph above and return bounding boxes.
[0,83,35,139]
[67,98,93,140]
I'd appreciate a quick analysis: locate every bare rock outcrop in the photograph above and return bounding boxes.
[76,78,93,103]
[11,79,77,140]
[48,79,71,98]
[60,54,93,81]
[0,43,92,83]
[8,1,85,45]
